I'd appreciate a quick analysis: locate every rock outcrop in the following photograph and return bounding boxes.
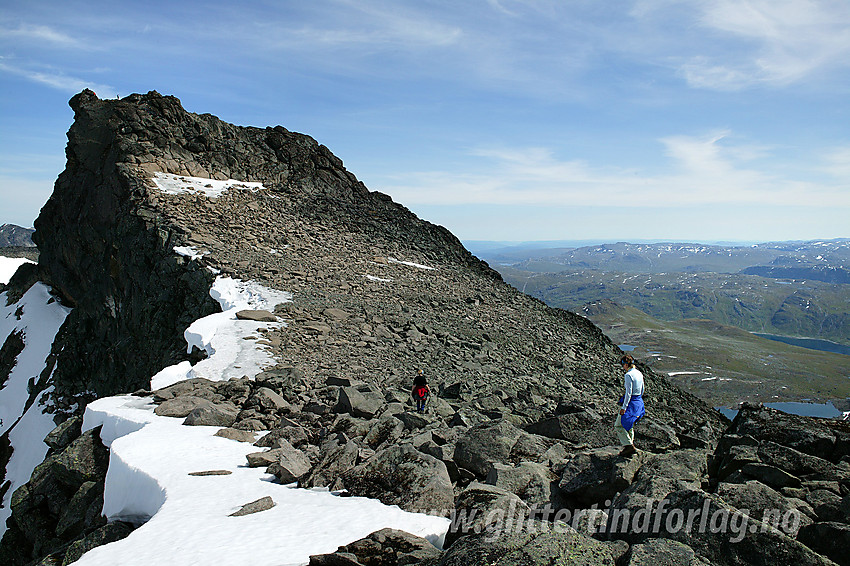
[0,421,135,566]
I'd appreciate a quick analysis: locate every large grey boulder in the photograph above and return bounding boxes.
[730,404,843,463]
[739,463,801,490]
[246,449,281,468]
[526,408,603,443]
[557,446,647,506]
[627,538,707,566]
[628,489,837,566]
[44,416,83,452]
[444,482,530,548]
[613,449,708,513]
[309,528,442,566]
[152,378,219,402]
[301,439,360,490]
[486,461,556,509]
[363,415,406,449]
[453,419,524,477]
[342,444,454,515]
[395,410,434,430]
[247,386,290,412]
[183,402,239,427]
[716,480,812,535]
[254,424,310,448]
[266,439,312,484]
[236,309,277,322]
[336,385,384,419]
[154,395,216,417]
[214,428,257,443]
[757,441,845,482]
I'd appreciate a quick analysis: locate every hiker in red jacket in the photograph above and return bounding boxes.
[411,369,430,413]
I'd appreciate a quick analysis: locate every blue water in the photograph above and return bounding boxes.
[753,333,850,356]
[716,401,843,420]
[619,344,636,351]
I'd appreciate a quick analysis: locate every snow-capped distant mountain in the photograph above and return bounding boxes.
[0,224,35,248]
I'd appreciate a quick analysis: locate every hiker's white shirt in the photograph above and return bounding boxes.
[621,367,644,411]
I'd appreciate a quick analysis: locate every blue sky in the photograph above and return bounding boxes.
[1,0,848,243]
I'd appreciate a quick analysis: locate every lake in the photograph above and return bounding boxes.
[716,401,844,420]
[753,333,850,356]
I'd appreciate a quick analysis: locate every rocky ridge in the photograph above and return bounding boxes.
[1,90,845,565]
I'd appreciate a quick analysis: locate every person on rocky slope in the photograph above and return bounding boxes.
[411,369,430,413]
[615,354,645,456]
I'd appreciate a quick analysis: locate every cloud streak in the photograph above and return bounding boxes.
[0,60,117,98]
[0,23,84,48]
[375,133,849,209]
[681,0,850,89]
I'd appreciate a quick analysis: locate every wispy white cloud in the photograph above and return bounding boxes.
[375,132,848,209]
[822,146,850,178]
[0,23,84,48]
[680,0,850,89]
[0,60,117,98]
[258,1,462,51]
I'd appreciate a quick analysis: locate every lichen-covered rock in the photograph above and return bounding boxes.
[557,446,648,507]
[627,538,708,566]
[485,461,555,509]
[439,526,616,566]
[453,420,524,477]
[61,521,135,565]
[445,482,530,548]
[309,528,442,566]
[342,443,454,515]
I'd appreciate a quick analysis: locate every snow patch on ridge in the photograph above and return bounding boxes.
[152,172,266,198]
[388,257,436,270]
[167,277,291,388]
[75,274,449,565]
[78,396,448,566]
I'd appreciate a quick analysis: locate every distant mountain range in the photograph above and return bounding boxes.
[0,224,35,248]
[480,239,850,407]
[479,239,850,347]
[474,239,850,274]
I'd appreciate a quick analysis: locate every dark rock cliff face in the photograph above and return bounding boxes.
[32,89,498,407]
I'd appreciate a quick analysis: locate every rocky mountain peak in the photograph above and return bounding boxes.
[12,90,832,566]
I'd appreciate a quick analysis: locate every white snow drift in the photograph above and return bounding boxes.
[75,273,448,565]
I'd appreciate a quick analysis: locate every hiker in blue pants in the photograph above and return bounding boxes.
[615,354,645,456]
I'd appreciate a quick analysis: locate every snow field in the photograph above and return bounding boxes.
[0,256,34,285]
[0,282,71,533]
[76,273,449,565]
[79,395,448,565]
